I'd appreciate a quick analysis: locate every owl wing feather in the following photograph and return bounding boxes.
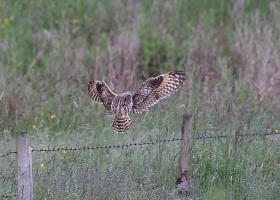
[132,71,186,114]
[88,80,116,115]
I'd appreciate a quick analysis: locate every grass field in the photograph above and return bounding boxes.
[0,0,280,199]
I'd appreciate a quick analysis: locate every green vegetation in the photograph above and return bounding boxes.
[0,0,279,199]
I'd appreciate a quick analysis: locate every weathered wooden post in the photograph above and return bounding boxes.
[16,132,33,200]
[179,113,192,176]
[176,113,195,195]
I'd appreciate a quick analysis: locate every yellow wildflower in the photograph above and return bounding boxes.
[51,114,56,119]
[71,19,79,24]
[40,163,44,168]
[62,145,67,154]
[33,125,36,129]
[34,117,38,122]
[275,129,279,133]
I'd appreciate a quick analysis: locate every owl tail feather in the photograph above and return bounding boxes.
[111,113,133,133]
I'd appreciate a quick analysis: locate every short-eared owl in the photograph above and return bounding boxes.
[88,71,186,132]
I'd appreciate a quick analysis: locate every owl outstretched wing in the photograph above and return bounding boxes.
[132,71,186,114]
[88,80,116,115]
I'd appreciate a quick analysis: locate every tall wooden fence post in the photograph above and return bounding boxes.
[176,113,195,195]
[16,132,33,200]
[179,113,192,176]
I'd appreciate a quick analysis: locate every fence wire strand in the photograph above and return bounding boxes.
[193,130,280,139]
[1,194,17,198]
[0,138,181,157]
[31,138,181,153]
[0,151,17,158]
[1,131,279,158]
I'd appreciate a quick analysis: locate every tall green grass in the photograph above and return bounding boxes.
[0,0,280,199]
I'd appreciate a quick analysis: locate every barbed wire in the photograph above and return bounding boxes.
[0,194,17,198]
[31,138,181,153]
[0,138,181,157]
[1,131,279,158]
[193,130,280,139]
[0,151,17,158]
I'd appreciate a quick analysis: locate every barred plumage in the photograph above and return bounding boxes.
[88,71,186,132]
[111,107,133,132]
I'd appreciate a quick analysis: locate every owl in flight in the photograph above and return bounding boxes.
[88,71,186,132]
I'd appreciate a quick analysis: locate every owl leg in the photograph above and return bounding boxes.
[111,113,133,132]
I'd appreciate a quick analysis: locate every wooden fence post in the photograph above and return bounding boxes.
[176,113,195,195]
[179,113,192,176]
[16,132,33,200]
